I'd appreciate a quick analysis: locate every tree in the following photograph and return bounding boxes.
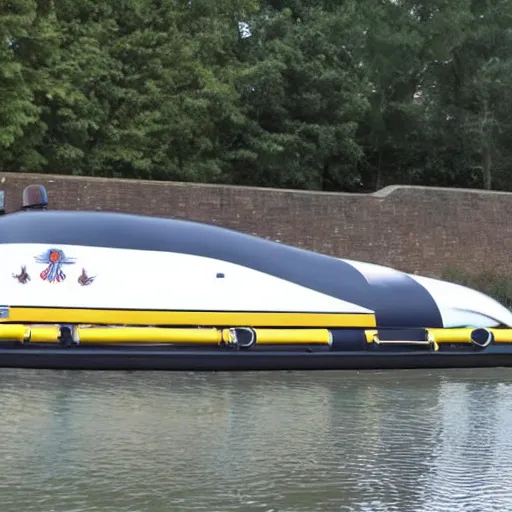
[1,0,512,192]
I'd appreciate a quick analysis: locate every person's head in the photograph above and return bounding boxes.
[22,185,48,211]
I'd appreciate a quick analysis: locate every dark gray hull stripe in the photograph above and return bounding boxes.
[0,211,444,328]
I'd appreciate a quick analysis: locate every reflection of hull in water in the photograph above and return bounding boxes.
[0,196,512,371]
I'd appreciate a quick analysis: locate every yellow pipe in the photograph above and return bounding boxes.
[489,329,512,343]
[365,327,512,344]
[253,329,331,345]
[428,328,473,343]
[0,324,29,342]
[14,324,512,347]
[366,327,512,345]
[29,327,60,343]
[76,327,222,344]
[366,328,471,344]
[24,326,330,346]
[431,328,512,344]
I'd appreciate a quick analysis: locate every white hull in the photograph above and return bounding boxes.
[1,243,372,314]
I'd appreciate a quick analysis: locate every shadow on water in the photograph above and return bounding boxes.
[0,368,510,511]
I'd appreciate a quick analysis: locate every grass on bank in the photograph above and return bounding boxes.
[441,267,512,310]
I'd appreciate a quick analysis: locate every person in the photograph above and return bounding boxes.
[22,184,48,211]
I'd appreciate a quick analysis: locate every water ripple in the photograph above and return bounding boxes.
[0,368,511,511]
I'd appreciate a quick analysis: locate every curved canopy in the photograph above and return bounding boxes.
[0,210,443,328]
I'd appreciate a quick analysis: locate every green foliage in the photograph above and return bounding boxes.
[0,0,512,191]
[0,0,41,154]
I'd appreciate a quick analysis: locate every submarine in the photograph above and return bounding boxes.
[0,183,510,371]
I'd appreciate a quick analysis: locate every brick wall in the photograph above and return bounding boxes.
[1,172,510,278]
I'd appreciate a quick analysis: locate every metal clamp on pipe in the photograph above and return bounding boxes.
[369,330,439,352]
[470,328,494,349]
[58,325,80,347]
[222,327,256,349]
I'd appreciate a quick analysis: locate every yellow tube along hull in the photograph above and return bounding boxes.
[29,326,61,343]
[429,328,512,345]
[0,325,333,347]
[76,327,223,345]
[364,327,512,349]
[0,323,508,372]
[75,327,332,346]
[223,328,331,346]
[428,328,477,343]
[0,325,511,347]
[0,325,30,343]
[0,324,511,375]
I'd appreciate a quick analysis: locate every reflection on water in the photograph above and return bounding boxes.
[0,368,511,511]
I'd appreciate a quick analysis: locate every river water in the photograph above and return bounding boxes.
[0,368,511,512]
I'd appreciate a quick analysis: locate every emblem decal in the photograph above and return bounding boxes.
[78,268,95,286]
[13,266,30,284]
[35,249,75,283]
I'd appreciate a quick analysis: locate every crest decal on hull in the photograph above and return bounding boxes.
[12,266,30,284]
[78,268,95,286]
[35,249,75,283]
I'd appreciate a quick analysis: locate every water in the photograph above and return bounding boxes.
[0,368,511,512]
